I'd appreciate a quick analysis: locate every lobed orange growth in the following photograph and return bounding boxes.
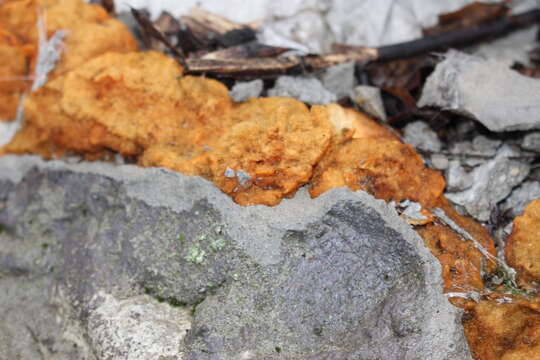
[0,27,29,121]
[0,0,137,123]
[309,137,446,209]
[0,0,109,44]
[4,76,140,157]
[58,52,234,150]
[41,18,138,77]
[463,297,540,360]
[505,199,540,284]
[207,98,333,206]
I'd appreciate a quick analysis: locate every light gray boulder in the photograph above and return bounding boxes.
[0,155,472,359]
[419,50,540,132]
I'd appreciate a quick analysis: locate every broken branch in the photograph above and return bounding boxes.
[185,48,379,79]
[130,7,190,70]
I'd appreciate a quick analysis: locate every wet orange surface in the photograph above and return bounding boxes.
[0,27,29,121]
[506,200,540,285]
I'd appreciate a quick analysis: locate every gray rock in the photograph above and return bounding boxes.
[430,154,449,170]
[402,121,442,153]
[419,50,540,132]
[502,181,540,217]
[0,155,472,359]
[319,62,356,99]
[350,85,387,121]
[449,141,487,167]
[0,276,91,360]
[472,135,501,156]
[446,160,473,192]
[522,132,540,153]
[268,76,337,105]
[446,148,530,221]
[449,141,473,155]
[229,80,264,102]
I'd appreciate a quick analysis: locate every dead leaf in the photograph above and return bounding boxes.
[424,1,509,37]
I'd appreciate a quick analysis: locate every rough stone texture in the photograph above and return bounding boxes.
[447,147,530,221]
[0,155,472,359]
[268,76,337,105]
[502,181,540,217]
[88,292,191,359]
[521,132,540,153]
[471,136,501,157]
[403,120,442,153]
[0,276,90,360]
[229,80,264,102]
[448,141,484,167]
[446,160,473,192]
[419,50,540,132]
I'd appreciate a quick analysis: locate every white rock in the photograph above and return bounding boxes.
[446,147,530,221]
[350,85,387,121]
[430,154,449,170]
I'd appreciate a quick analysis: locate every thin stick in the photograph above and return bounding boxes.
[376,8,540,62]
